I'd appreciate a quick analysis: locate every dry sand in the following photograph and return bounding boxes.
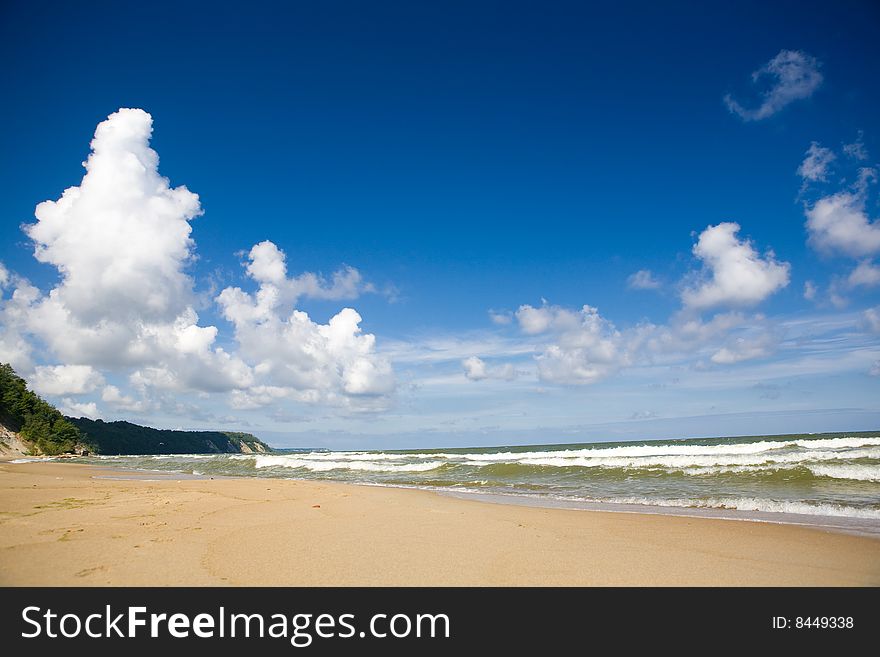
[1,460,878,586]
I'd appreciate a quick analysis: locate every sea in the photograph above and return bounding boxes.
[68,430,880,536]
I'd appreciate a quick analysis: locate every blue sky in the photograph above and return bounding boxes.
[1,1,879,448]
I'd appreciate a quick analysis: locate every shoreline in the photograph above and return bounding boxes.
[1,460,879,586]
[436,489,880,539]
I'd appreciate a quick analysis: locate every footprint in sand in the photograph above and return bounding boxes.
[74,565,106,578]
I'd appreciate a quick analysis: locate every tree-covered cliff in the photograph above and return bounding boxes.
[1,363,271,456]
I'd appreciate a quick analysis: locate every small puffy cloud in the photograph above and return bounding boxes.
[848,261,880,288]
[627,269,661,290]
[797,142,835,183]
[462,356,517,381]
[31,365,104,396]
[805,170,880,258]
[862,306,880,334]
[803,280,817,300]
[871,361,880,376]
[843,134,868,161]
[219,241,372,327]
[60,398,100,419]
[0,262,9,289]
[725,50,822,121]
[681,223,790,310]
[488,310,513,326]
[516,304,553,334]
[515,302,581,335]
[101,385,147,412]
[462,356,488,380]
[244,240,371,304]
[526,305,626,385]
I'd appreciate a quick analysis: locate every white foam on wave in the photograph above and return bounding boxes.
[92,453,221,460]
[637,462,880,479]
[663,464,791,476]
[434,440,802,462]
[252,455,444,473]
[507,447,880,470]
[271,451,415,461]
[221,437,880,471]
[602,496,880,519]
[795,436,880,450]
[808,464,880,482]
[281,436,879,465]
[101,436,880,479]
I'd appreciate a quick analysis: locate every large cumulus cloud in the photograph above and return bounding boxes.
[3,108,393,418]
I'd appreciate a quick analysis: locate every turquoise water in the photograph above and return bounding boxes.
[66,431,880,532]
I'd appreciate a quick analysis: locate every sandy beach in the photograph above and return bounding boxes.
[1,460,878,586]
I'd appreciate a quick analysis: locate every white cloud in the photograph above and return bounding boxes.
[0,262,8,289]
[243,240,371,306]
[462,356,488,380]
[60,398,100,419]
[848,260,880,288]
[520,307,775,385]
[9,107,392,418]
[500,223,792,387]
[228,385,292,411]
[31,365,104,396]
[488,310,513,326]
[218,241,372,328]
[519,304,626,385]
[462,356,517,381]
[629,311,781,368]
[803,280,817,300]
[627,269,661,290]
[101,385,147,412]
[805,169,880,258]
[871,361,880,376]
[681,222,790,310]
[233,308,391,401]
[218,245,394,405]
[0,277,40,373]
[797,142,835,182]
[21,108,252,395]
[828,281,849,309]
[710,332,777,365]
[725,50,822,121]
[862,307,880,334]
[843,134,868,161]
[27,108,200,326]
[515,302,581,335]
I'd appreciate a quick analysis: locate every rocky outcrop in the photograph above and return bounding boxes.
[0,423,32,457]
